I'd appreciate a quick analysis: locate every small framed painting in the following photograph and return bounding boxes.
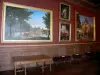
[75,12,96,41]
[59,21,71,41]
[1,2,53,43]
[60,3,70,21]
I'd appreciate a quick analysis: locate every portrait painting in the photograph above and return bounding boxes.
[2,2,53,43]
[75,12,95,41]
[59,22,71,41]
[60,3,70,21]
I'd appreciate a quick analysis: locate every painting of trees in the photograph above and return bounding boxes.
[42,13,50,39]
[2,2,52,42]
[5,6,33,39]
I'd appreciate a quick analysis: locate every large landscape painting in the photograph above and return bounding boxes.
[2,2,53,43]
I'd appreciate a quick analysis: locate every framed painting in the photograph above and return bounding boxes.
[59,21,71,41]
[1,2,53,43]
[60,3,70,21]
[75,12,96,41]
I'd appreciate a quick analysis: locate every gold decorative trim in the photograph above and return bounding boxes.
[75,12,96,41]
[1,2,53,43]
[59,21,71,41]
[59,2,71,21]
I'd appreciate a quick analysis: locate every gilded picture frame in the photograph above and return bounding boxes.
[60,3,70,21]
[1,2,53,43]
[59,21,71,41]
[75,12,96,41]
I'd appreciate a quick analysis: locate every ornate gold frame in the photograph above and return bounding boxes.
[59,3,70,21]
[59,21,71,41]
[75,12,96,41]
[1,2,53,43]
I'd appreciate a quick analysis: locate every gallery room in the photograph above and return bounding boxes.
[0,0,100,75]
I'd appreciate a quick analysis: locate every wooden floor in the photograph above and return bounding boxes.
[0,60,99,75]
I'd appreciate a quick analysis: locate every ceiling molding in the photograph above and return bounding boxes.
[64,0,96,12]
[81,0,95,6]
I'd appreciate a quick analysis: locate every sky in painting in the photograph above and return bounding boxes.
[80,15,94,26]
[27,9,47,29]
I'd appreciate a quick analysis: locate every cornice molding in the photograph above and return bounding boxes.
[64,0,96,12]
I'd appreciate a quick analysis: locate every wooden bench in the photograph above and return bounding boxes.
[12,55,52,75]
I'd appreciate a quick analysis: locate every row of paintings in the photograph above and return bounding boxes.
[59,3,70,41]
[1,2,95,43]
[59,3,95,41]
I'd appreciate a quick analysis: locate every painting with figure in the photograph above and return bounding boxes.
[76,12,95,41]
[59,22,71,41]
[2,2,53,43]
[60,3,70,20]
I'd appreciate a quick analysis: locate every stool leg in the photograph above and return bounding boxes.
[42,62,44,73]
[24,64,26,75]
[69,60,72,65]
[14,64,16,75]
[50,61,51,71]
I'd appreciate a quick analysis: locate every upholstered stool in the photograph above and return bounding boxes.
[85,52,95,60]
[72,54,82,63]
[53,55,71,64]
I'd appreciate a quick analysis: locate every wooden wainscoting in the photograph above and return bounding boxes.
[0,43,98,71]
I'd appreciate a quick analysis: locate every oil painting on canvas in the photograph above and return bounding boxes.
[2,2,53,43]
[60,3,70,21]
[76,12,95,41]
[59,22,71,41]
